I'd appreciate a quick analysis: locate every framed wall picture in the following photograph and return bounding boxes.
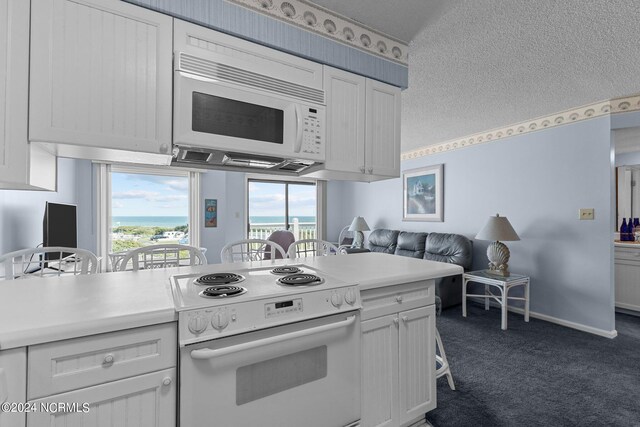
[403,164,444,222]
[205,199,217,228]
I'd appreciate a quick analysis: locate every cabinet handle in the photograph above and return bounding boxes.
[401,316,408,323]
[395,295,403,303]
[102,354,114,366]
[368,168,373,174]
[360,166,365,173]
[162,377,172,387]
[392,317,399,326]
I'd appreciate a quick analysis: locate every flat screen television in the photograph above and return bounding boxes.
[43,202,77,261]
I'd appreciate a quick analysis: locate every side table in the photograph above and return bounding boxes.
[462,270,530,330]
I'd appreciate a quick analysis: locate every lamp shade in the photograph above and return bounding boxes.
[475,214,520,241]
[349,216,370,232]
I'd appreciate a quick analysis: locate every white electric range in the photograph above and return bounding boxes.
[171,264,362,427]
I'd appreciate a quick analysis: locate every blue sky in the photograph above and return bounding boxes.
[248,181,316,217]
[111,173,189,216]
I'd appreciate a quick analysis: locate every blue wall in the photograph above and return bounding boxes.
[0,158,91,256]
[338,117,616,335]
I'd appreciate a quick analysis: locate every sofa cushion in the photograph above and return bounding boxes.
[368,229,400,254]
[424,232,473,269]
[394,232,427,258]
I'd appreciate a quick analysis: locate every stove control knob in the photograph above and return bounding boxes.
[345,288,357,306]
[211,310,230,330]
[330,292,343,308]
[188,315,208,334]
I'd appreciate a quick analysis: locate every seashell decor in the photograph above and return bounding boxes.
[227,0,408,65]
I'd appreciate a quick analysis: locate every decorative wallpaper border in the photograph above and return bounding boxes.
[402,94,640,160]
[226,0,409,66]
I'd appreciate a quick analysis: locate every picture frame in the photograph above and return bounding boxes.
[204,199,218,228]
[403,164,444,222]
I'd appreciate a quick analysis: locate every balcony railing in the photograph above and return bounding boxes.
[249,218,316,241]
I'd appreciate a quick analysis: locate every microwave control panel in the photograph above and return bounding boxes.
[301,108,324,156]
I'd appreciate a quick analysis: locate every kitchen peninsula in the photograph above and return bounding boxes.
[0,253,462,427]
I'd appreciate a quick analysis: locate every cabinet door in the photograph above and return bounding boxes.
[361,315,398,427]
[398,305,436,424]
[0,348,27,427]
[323,66,366,174]
[29,0,172,156]
[365,79,401,177]
[0,0,56,191]
[27,368,176,427]
[615,259,640,312]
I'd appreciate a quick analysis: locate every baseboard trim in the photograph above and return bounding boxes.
[467,298,618,339]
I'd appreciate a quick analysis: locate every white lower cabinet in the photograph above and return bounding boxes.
[26,323,177,427]
[0,348,27,427]
[361,282,436,427]
[615,246,640,312]
[27,368,175,427]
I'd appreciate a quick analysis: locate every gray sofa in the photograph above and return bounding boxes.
[367,229,473,309]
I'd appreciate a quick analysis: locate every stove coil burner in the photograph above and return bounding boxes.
[200,285,247,299]
[270,266,303,275]
[277,273,325,286]
[195,273,245,286]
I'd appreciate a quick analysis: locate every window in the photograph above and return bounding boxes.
[96,164,200,270]
[247,177,324,241]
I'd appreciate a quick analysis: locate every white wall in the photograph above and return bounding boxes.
[338,117,616,334]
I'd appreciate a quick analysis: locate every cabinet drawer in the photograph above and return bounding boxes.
[28,323,176,399]
[614,247,640,264]
[361,280,434,321]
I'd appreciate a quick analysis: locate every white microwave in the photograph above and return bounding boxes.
[173,52,326,166]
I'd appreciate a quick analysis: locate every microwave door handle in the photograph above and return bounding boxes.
[294,104,303,153]
[190,315,356,360]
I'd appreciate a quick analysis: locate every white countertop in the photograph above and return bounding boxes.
[0,253,462,350]
[614,241,640,248]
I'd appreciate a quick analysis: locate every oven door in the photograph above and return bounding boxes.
[174,71,318,160]
[180,311,361,427]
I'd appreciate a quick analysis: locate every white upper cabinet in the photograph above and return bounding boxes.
[29,0,173,165]
[323,66,366,175]
[365,79,401,178]
[0,0,56,191]
[311,66,401,182]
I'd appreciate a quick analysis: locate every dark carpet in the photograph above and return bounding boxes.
[426,304,640,427]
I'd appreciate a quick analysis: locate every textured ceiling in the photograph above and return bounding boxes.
[315,0,640,152]
[308,0,455,43]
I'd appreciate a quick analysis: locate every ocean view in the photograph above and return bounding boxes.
[112,216,188,228]
[112,216,316,227]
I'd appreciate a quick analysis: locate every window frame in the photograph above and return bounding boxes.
[245,174,326,241]
[95,163,201,271]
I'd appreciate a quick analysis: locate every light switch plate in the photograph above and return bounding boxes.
[579,208,594,220]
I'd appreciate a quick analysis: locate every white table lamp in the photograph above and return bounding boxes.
[349,216,370,249]
[475,214,520,277]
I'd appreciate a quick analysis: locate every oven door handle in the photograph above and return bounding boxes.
[190,315,357,360]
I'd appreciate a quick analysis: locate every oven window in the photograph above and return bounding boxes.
[192,92,284,144]
[236,346,327,405]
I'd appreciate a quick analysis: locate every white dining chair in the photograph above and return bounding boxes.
[287,239,339,259]
[115,244,206,271]
[220,239,286,263]
[0,247,99,280]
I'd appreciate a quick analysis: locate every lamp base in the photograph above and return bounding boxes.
[486,240,511,277]
[353,231,365,249]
